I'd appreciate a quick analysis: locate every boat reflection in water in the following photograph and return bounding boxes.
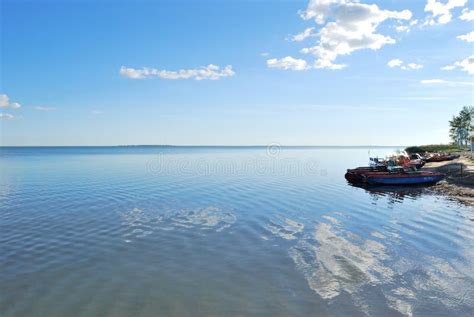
[348,183,429,204]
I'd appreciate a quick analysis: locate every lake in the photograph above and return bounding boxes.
[1,146,473,316]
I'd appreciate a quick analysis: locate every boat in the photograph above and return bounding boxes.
[402,158,425,170]
[344,159,388,183]
[409,153,424,160]
[426,154,449,162]
[362,171,445,185]
[447,154,461,160]
[425,153,460,163]
[375,151,425,170]
[345,167,385,183]
[345,157,445,186]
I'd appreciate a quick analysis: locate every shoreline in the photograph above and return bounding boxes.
[423,154,474,206]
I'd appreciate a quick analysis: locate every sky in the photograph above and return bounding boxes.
[1,0,473,146]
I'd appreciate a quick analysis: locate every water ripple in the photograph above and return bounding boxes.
[1,147,473,316]
[119,206,236,242]
[278,212,474,316]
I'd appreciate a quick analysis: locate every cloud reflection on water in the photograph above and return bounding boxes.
[119,206,236,242]
[265,212,474,316]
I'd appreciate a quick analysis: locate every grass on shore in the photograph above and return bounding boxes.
[405,144,468,154]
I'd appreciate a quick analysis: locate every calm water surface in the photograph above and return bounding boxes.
[1,147,473,316]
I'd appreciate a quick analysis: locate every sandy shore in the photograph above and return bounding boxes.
[423,154,474,206]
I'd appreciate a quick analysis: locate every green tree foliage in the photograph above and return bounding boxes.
[449,106,473,146]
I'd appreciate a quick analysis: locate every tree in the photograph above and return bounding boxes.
[449,106,473,147]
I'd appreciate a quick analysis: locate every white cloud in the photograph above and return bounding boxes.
[0,94,21,109]
[387,59,423,70]
[457,31,474,42]
[291,27,316,42]
[388,59,403,68]
[442,55,474,74]
[266,56,310,71]
[300,0,343,24]
[120,64,235,80]
[0,95,8,108]
[299,1,412,70]
[91,110,102,115]
[406,63,423,70]
[35,106,56,112]
[441,65,456,70]
[460,8,474,20]
[424,0,468,25]
[421,79,446,84]
[120,67,144,79]
[421,78,473,86]
[260,52,270,57]
[395,25,410,32]
[0,113,14,120]
[395,19,418,32]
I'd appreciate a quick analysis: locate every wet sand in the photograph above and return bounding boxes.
[423,154,474,206]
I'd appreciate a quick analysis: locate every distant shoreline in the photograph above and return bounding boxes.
[0,145,407,148]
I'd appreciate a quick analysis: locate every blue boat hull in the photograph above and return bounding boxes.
[366,175,445,185]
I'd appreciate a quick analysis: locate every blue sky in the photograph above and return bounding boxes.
[1,0,473,146]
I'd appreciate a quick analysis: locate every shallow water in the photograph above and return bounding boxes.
[1,147,473,316]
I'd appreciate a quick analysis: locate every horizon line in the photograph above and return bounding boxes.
[0,144,412,148]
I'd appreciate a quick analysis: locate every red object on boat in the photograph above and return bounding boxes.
[345,166,387,183]
[393,155,425,169]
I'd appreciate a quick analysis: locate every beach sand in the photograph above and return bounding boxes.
[423,155,474,206]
